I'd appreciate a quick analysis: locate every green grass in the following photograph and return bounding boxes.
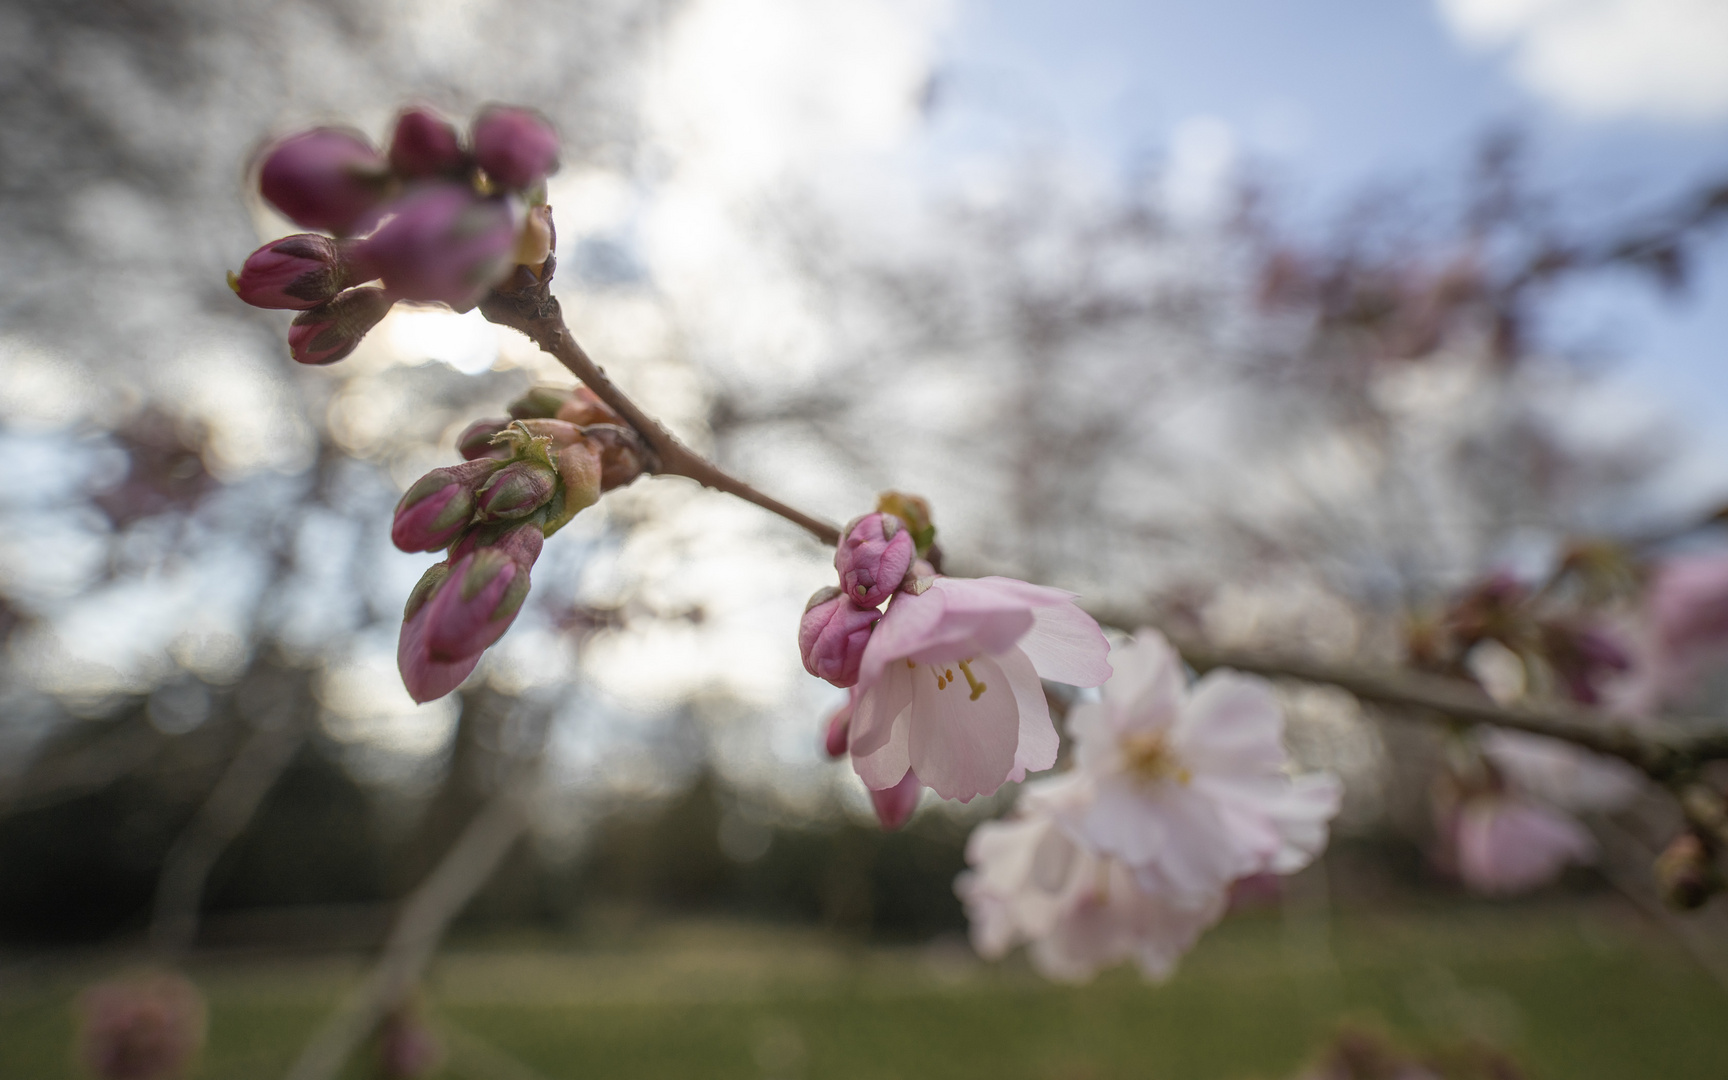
[4,899,1724,1079]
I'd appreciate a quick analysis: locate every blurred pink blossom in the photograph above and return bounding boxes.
[76,972,206,1080]
[258,127,391,236]
[472,106,561,192]
[1450,793,1595,896]
[957,775,1224,983]
[359,184,519,309]
[1062,630,1341,905]
[845,576,1111,803]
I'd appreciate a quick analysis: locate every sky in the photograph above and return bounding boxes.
[915,0,1728,476]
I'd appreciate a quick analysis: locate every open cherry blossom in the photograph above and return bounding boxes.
[843,576,1112,803]
[957,774,1226,983]
[1061,629,1341,905]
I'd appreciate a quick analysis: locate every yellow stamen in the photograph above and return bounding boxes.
[1121,730,1190,785]
[957,658,987,701]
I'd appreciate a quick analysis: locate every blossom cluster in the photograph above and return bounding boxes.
[956,630,1341,982]
[803,495,1115,824]
[394,385,644,702]
[231,104,559,364]
[1411,549,1728,897]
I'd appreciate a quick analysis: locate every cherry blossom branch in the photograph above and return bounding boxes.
[283,760,536,1080]
[150,720,305,954]
[478,263,843,547]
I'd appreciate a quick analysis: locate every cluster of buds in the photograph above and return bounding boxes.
[231,104,560,364]
[75,972,207,1080]
[799,493,932,690]
[395,385,645,702]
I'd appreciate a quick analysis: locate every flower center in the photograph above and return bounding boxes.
[931,658,987,701]
[1121,730,1190,785]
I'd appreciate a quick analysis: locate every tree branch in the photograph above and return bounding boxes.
[283,760,536,1080]
[479,265,842,547]
[150,720,305,954]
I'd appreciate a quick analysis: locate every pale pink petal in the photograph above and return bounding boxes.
[1002,646,1060,783]
[1102,630,1186,729]
[907,653,1023,801]
[855,586,950,688]
[1456,796,1595,895]
[852,694,912,792]
[848,662,914,760]
[1172,672,1287,778]
[1480,729,1641,813]
[1016,599,1113,687]
[905,577,1038,664]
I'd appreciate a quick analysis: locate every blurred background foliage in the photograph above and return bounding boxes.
[4,0,1728,1077]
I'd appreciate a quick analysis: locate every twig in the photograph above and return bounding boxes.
[283,762,537,1080]
[479,265,843,547]
[150,720,305,954]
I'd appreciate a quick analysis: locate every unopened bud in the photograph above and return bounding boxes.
[392,460,502,552]
[259,127,392,235]
[823,702,852,759]
[388,106,466,180]
[514,203,554,267]
[475,458,558,521]
[358,184,517,309]
[424,549,530,660]
[836,512,914,608]
[472,106,560,192]
[870,771,923,831]
[799,587,879,688]
[541,439,603,536]
[1655,832,1721,911]
[456,417,513,459]
[450,519,544,570]
[556,386,624,427]
[507,386,575,420]
[229,234,354,310]
[287,287,394,365]
[582,423,649,490]
[876,490,936,555]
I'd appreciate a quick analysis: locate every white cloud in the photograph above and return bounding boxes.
[1436,0,1728,121]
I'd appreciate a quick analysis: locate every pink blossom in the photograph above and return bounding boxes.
[359,184,518,309]
[835,512,914,608]
[1452,793,1595,895]
[1644,553,1728,706]
[230,234,352,310]
[1062,630,1341,905]
[258,127,391,235]
[76,972,207,1080]
[388,106,467,180]
[870,769,924,830]
[287,287,394,365]
[799,587,880,688]
[398,523,542,703]
[472,106,560,192]
[957,775,1224,983]
[846,576,1112,803]
[391,459,502,552]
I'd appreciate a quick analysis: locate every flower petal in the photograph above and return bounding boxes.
[1003,646,1060,783]
[907,653,1022,801]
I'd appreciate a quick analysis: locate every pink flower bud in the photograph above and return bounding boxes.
[457,417,513,459]
[823,701,852,759]
[471,106,560,192]
[388,106,466,180]
[799,586,880,688]
[475,458,558,521]
[287,287,394,365]
[377,1008,442,1079]
[77,972,207,1080]
[450,519,544,569]
[229,234,354,310]
[391,460,502,552]
[424,549,530,659]
[398,564,478,703]
[870,770,923,831]
[259,127,392,235]
[508,386,577,420]
[835,512,915,608]
[359,184,517,309]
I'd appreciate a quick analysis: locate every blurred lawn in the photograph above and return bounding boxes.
[2,898,1724,1080]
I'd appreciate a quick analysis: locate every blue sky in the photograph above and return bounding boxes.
[927,0,1728,469]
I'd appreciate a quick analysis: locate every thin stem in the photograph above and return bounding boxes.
[479,271,842,546]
